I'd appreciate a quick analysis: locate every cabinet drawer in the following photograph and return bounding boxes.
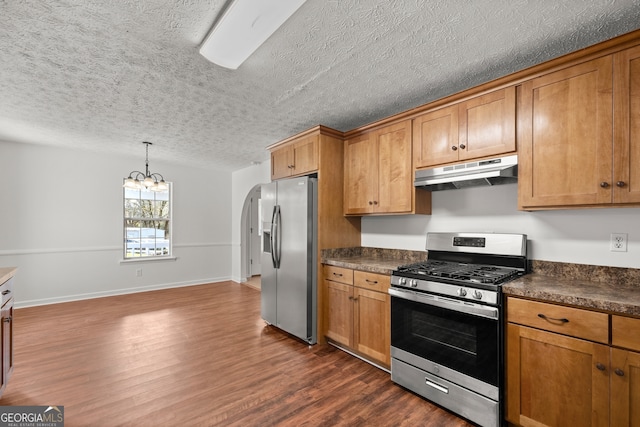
[612,315,640,352]
[354,271,390,293]
[0,277,13,308]
[324,265,353,285]
[507,297,609,343]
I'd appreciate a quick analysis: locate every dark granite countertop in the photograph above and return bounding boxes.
[322,249,640,317]
[505,260,640,317]
[504,275,640,317]
[321,247,426,275]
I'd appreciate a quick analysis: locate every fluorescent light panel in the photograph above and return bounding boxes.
[199,0,307,70]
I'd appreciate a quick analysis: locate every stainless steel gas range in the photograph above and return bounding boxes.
[389,232,528,427]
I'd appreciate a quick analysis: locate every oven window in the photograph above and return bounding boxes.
[412,312,477,356]
[391,296,500,386]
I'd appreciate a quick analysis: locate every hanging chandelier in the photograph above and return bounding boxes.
[123,142,168,192]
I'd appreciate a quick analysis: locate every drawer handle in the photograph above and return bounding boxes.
[332,273,343,277]
[537,313,569,324]
[365,279,378,284]
[1,290,10,295]
[615,368,625,377]
[425,379,449,394]
[3,317,10,323]
[596,363,606,371]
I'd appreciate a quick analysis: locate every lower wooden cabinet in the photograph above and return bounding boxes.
[506,297,640,427]
[0,276,14,398]
[323,265,390,368]
[506,323,609,426]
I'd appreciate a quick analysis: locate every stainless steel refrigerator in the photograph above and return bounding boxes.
[260,176,317,344]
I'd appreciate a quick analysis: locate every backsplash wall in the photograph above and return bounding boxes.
[361,184,640,269]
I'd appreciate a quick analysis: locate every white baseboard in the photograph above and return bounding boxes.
[14,276,233,309]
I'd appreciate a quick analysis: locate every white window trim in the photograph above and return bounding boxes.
[123,182,173,261]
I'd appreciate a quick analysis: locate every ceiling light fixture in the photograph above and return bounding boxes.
[123,142,168,192]
[199,0,307,70]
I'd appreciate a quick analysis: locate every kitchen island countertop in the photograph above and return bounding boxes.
[0,267,17,286]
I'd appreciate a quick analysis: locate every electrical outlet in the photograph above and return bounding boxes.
[610,233,628,252]
[136,268,143,277]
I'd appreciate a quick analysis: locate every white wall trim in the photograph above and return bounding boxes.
[0,242,231,256]
[14,276,234,309]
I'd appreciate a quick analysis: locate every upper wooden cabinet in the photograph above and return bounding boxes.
[413,86,516,169]
[270,134,319,180]
[518,45,640,209]
[344,120,431,215]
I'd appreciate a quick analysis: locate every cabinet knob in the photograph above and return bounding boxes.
[616,181,626,188]
[600,182,610,188]
[596,363,606,371]
[451,146,458,151]
[368,201,373,205]
[459,144,466,149]
[373,201,378,205]
[614,368,625,377]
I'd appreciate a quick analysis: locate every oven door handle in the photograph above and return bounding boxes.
[389,287,499,320]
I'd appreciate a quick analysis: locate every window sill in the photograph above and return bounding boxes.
[119,256,177,264]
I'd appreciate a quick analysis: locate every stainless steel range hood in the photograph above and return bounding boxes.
[414,154,518,191]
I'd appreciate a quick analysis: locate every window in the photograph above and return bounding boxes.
[123,185,171,259]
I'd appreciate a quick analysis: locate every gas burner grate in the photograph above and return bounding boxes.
[396,260,519,285]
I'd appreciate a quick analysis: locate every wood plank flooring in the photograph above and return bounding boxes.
[1,282,473,426]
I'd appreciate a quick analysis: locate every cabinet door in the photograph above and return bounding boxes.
[353,287,390,366]
[344,133,377,214]
[613,45,640,203]
[518,56,613,209]
[506,324,609,427]
[458,86,516,161]
[323,280,353,347]
[376,120,413,213]
[291,135,318,176]
[610,348,640,427]
[271,147,292,180]
[413,104,459,168]
[0,300,12,396]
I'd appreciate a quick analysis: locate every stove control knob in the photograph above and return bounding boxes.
[457,288,467,297]
[399,278,407,285]
[410,279,418,288]
[472,290,483,300]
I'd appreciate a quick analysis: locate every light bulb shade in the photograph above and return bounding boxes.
[143,176,155,187]
[123,177,139,189]
[156,180,169,191]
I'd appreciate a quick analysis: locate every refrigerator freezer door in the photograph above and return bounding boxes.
[260,182,277,326]
[275,176,317,344]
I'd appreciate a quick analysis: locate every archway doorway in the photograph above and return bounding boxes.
[240,184,264,290]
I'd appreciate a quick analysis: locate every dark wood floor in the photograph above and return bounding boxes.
[1,282,473,426]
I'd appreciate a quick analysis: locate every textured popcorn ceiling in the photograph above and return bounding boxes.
[1,0,640,171]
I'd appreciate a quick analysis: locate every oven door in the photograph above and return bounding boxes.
[389,287,501,391]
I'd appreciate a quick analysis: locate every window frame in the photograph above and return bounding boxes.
[122,182,173,261]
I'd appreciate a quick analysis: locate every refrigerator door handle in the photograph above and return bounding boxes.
[269,206,278,268]
[273,205,282,268]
